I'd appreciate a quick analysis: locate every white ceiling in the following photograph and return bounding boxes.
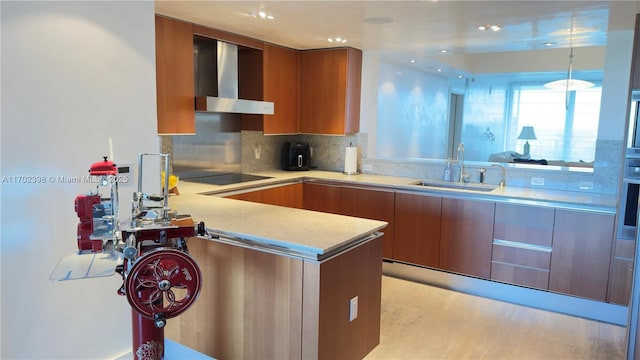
[155,1,640,74]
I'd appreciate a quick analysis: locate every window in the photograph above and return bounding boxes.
[507,82,601,162]
[457,72,602,163]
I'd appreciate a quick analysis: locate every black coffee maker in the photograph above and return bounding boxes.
[281,142,310,171]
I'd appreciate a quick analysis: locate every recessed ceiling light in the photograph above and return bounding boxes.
[478,24,501,32]
[409,59,416,63]
[543,42,557,47]
[249,10,274,20]
[327,37,347,43]
[439,49,448,54]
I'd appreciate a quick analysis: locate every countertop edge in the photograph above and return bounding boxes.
[202,228,387,261]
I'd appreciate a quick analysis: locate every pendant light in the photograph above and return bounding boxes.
[543,47,594,91]
[543,23,594,111]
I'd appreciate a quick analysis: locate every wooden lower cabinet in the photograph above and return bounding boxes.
[166,235,383,360]
[393,191,441,267]
[608,238,635,305]
[303,181,342,214]
[609,258,634,305]
[223,181,622,304]
[305,235,383,359]
[225,182,303,208]
[491,244,551,290]
[493,203,555,248]
[490,203,554,290]
[260,183,303,208]
[303,182,395,258]
[549,209,614,301]
[340,186,395,259]
[165,236,303,359]
[439,198,495,279]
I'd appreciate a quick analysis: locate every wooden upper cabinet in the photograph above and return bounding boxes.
[155,15,195,135]
[241,43,300,134]
[299,47,362,135]
[549,209,614,301]
[263,44,299,134]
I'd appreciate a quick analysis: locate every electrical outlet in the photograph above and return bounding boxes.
[349,296,358,322]
[363,164,373,172]
[531,177,545,186]
[254,145,261,160]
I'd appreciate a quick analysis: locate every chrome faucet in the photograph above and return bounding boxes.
[491,164,506,187]
[457,143,469,183]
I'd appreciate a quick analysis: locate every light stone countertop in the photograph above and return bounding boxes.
[177,170,617,212]
[169,169,616,260]
[170,182,388,260]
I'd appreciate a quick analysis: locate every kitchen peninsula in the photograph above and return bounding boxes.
[165,182,388,360]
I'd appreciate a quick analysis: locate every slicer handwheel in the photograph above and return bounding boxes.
[125,248,201,321]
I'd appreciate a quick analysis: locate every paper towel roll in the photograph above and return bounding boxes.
[344,146,358,175]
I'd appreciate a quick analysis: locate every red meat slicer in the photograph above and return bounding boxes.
[51,153,208,360]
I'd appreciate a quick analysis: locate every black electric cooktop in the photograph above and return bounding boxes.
[175,170,272,186]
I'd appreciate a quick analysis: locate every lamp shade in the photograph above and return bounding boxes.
[544,78,594,91]
[518,126,537,140]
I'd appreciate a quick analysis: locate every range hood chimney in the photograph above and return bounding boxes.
[194,40,274,115]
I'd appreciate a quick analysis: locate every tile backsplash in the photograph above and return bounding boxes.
[241,131,366,174]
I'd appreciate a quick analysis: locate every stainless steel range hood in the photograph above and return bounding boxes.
[194,40,274,115]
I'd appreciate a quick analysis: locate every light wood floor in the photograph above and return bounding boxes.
[364,276,627,360]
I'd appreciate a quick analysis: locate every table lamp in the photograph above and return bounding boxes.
[518,126,537,155]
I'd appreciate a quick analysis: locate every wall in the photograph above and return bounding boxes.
[599,30,635,141]
[1,2,158,358]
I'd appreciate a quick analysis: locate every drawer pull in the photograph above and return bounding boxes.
[493,239,552,252]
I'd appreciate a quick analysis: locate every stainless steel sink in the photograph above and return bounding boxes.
[411,180,498,192]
